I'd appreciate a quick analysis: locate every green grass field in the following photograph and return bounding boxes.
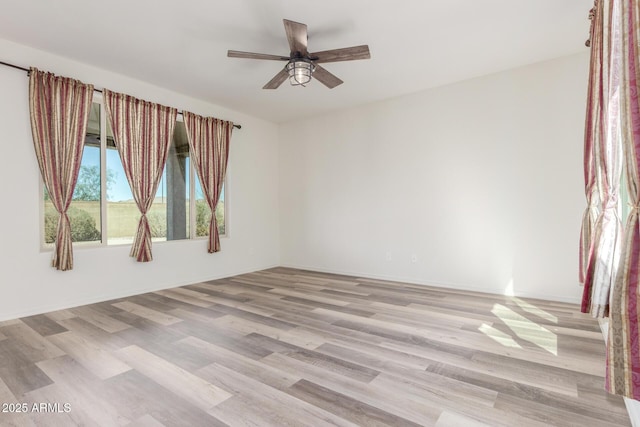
[44,199,224,244]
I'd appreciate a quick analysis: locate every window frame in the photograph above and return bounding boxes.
[40,95,228,250]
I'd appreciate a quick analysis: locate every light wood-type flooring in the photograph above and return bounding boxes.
[0,267,630,426]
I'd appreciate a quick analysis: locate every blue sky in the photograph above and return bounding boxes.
[81,146,218,202]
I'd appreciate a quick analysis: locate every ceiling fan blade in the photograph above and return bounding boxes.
[283,19,308,55]
[228,50,289,61]
[311,45,371,63]
[313,65,343,89]
[263,68,289,89]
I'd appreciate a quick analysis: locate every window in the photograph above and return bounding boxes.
[44,102,102,245]
[42,98,226,247]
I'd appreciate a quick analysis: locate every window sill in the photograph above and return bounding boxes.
[40,234,228,253]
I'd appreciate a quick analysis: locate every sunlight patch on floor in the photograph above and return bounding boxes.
[513,297,558,323]
[491,304,558,355]
[502,280,557,324]
[478,323,522,349]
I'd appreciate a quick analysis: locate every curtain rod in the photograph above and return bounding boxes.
[0,60,242,129]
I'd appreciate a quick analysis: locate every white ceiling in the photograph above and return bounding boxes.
[0,0,593,123]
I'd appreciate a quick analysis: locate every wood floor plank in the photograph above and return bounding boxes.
[113,312,188,345]
[34,355,130,426]
[209,278,275,293]
[210,296,280,318]
[197,362,357,427]
[273,309,579,399]
[70,306,132,333]
[0,321,65,363]
[56,317,130,351]
[253,297,372,331]
[321,339,433,371]
[323,307,604,376]
[127,336,219,373]
[279,346,381,383]
[0,339,54,396]
[155,288,214,308]
[435,411,494,427]
[112,301,183,326]
[370,372,550,427]
[261,302,390,346]
[210,314,326,350]
[370,301,471,327]
[206,302,298,331]
[102,369,227,427]
[44,309,77,322]
[179,285,253,304]
[288,378,424,427]
[0,267,628,426]
[0,375,16,402]
[113,345,233,410]
[126,414,167,427]
[268,287,353,306]
[179,336,301,389]
[167,307,227,325]
[427,360,582,405]
[0,376,37,427]
[46,330,132,380]
[212,313,294,338]
[169,318,273,360]
[127,293,187,314]
[576,373,629,408]
[493,391,627,427]
[205,395,289,427]
[261,351,443,425]
[20,314,68,337]
[26,382,119,426]
[378,338,581,397]
[315,342,498,408]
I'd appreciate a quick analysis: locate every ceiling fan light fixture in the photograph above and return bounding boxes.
[287,59,315,86]
[228,19,369,89]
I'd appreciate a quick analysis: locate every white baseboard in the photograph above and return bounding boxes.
[279,263,582,304]
[0,263,279,323]
[3,263,581,323]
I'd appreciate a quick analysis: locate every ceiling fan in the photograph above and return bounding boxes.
[227,19,371,89]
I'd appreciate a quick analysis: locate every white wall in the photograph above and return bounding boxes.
[0,39,280,321]
[0,37,589,320]
[279,52,589,303]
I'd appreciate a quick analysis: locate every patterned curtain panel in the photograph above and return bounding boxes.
[580,2,602,284]
[29,68,94,271]
[103,90,177,262]
[581,0,623,318]
[182,111,232,253]
[607,0,640,400]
